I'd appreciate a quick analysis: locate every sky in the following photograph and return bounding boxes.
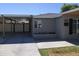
[0,3,64,15]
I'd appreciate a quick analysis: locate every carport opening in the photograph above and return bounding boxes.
[0,15,33,38]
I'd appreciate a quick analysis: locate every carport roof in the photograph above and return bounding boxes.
[0,14,31,17]
[0,14,32,22]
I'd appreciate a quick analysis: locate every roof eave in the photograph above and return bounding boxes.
[61,8,79,15]
[33,15,61,19]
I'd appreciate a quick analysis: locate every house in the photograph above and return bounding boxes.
[33,8,79,39]
[60,8,79,39]
[32,13,60,38]
[0,8,79,39]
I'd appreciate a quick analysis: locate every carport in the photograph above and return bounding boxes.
[0,15,33,38]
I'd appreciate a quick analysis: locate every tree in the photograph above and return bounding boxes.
[61,4,79,12]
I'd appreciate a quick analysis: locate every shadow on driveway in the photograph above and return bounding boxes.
[34,37,79,46]
[0,32,35,44]
[66,38,79,45]
[0,33,79,45]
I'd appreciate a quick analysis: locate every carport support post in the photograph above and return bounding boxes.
[2,15,5,38]
[11,19,12,32]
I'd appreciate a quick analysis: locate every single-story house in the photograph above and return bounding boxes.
[0,8,79,39]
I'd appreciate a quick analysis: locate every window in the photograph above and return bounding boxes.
[38,20,42,28]
[73,23,76,34]
[34,20,42,28]
[73,20,76,24]
[34,21,37,28]
[64,23,68,26]
[64,19,68,26]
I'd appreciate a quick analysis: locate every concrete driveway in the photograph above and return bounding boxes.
[0,33,40,56]
[0,43,40,56]
[37,41,75,49]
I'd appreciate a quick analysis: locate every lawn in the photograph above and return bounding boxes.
[39,46,79,56]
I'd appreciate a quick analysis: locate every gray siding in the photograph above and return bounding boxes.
[32,18,56,34]
[56,17,65,39]
[62,16,79,39]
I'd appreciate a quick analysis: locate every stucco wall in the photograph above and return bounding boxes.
[56,17,66,39]
[56,16,79,39]
[63,16,79,39]
[32,18,56,34]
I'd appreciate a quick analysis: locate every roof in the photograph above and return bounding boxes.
[0,14,31,17]
[0,13,61,19]
[33,13,60,18]
[61,8,79,15]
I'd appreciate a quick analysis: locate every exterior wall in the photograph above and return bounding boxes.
[32,18,56,38]
[32,18,56,34]
[33,34,56,39]
[56,17,65,39]
[56,16,79,39]
[32,17,68,39]
[62,16,79,39]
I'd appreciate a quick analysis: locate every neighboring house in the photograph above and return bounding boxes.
[0,8,79,39]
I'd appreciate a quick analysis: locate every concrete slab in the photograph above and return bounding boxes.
[0,43,40,56]
[37,41,75,49]
[0,33,40,56]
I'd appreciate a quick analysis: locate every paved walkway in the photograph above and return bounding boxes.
[0,43,40,56]
[36,41,75,49]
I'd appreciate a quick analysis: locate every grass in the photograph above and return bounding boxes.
[39,46,79,56]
